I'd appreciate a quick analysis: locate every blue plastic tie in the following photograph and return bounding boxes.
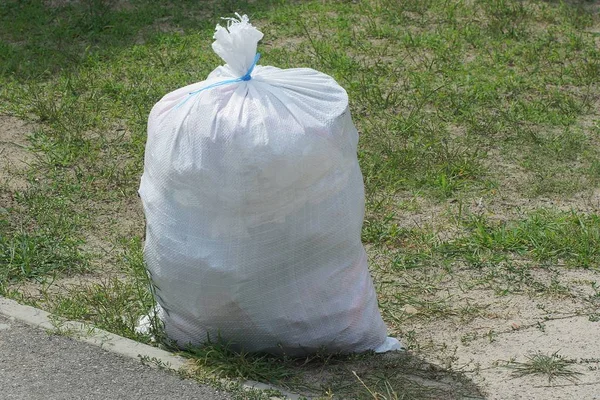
[175,53,260,109]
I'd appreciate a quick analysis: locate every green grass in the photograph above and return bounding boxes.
[509,351,582,383]
[448,210,600,268]
[0,226,87,283]
[0,187,90,288]
[1,0,599,398]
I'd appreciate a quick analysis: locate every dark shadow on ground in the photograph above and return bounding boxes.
[185,343,487,400]
[292,350,486,399]
[0,0,290,81]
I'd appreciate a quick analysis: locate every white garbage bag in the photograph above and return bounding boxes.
[139,14,401,355]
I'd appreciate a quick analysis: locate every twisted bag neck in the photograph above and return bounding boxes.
[176,53,260,109]
[175,14,264,109]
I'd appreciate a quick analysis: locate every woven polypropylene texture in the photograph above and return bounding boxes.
[138,16,390,355]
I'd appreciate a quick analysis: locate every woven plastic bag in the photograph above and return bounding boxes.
[139,14,401,355]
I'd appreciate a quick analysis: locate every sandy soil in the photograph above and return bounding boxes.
[0,115,35,196]
[410,269,600,400]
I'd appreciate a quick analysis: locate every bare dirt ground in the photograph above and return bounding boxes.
[0,116,35,196]
[412,280,600,399]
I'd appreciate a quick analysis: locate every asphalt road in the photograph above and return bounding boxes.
[0,315,232,400]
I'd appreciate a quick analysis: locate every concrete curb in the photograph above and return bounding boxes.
[0,297,302,400]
